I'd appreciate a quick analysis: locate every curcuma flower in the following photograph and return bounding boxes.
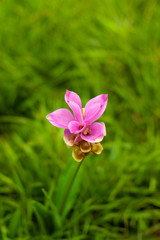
[46,90,108,161]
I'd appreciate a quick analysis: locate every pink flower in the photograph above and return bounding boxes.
[46,90,108,147]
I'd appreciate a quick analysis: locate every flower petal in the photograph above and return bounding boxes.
[74,134,82,143]
[84,103,101,123]
[63,129,82,146]
[46,108,74,128]
[67,101,83,123]
[65,90,83,123]
[81,122,106,143]
[63,129,75,146]
[84,94,108,124]
[65,90,82,109]
[68,121,86,134]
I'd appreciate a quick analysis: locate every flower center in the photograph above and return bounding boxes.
[82,126,90,135]
[79,125,84,130]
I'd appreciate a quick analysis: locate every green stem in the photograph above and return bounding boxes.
[59,159,84,215]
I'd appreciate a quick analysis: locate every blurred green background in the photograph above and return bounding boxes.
[0,0,160,239]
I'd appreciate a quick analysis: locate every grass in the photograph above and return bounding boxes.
[0,0,160,239]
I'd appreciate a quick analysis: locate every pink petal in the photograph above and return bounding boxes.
[65,90,83,123]
[65,90,82,109]
[84,103,101,123]
[81,122,106,143]
[74,135,82,143]
[67,101,83,124]
[84,94,108,124]
[46,108,74,128]
[63,129,82,146]
[68,121,86,134]
[63,129,74,146]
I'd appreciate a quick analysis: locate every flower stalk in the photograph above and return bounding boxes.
[59,159,84,215]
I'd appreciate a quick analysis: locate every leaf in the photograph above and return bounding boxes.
[42,188,61,229]
[8,210,21,238]
[33,200,61,233]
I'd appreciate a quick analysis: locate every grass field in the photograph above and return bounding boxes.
[0,0,160,239]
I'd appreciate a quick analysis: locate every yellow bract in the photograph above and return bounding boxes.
[71,140,103,162]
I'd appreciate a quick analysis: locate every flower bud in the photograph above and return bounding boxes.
[80,141,91,153]
[91,143,103,155]
[72,147,85,162]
